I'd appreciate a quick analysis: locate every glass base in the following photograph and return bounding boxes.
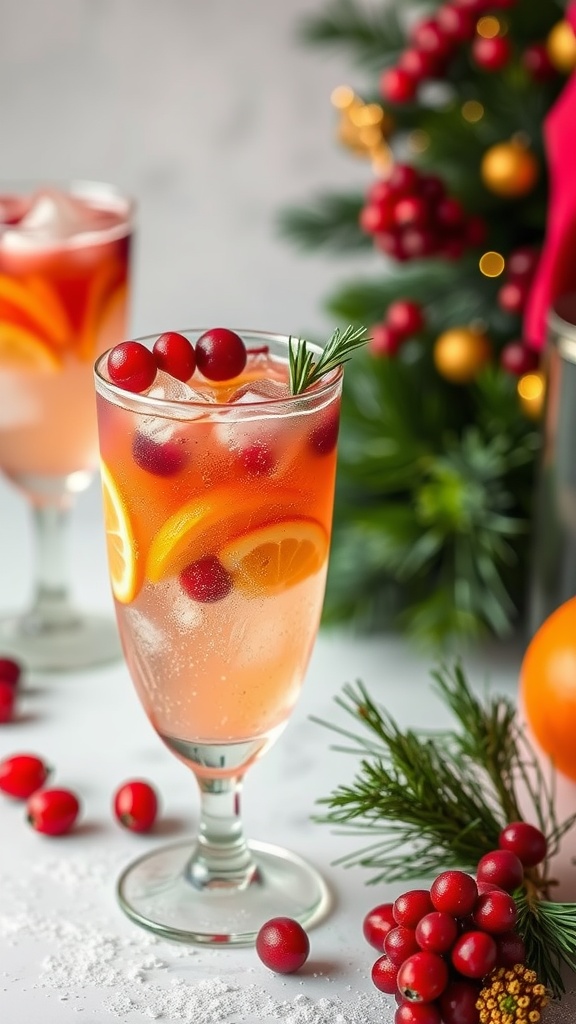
[0,611,122,672]
[117,838,332,945]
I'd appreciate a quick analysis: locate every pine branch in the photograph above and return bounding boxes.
[277,194,370,253]
[298,0,406,71]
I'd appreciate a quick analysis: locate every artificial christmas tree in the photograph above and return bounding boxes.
[280,0,576,646]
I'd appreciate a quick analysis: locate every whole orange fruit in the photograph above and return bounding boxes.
[520,597,576,781]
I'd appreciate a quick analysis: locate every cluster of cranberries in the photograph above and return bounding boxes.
[107,327,248,395]
[370,299,426,358]
[363,821,547,1024]
[360,164,486,265]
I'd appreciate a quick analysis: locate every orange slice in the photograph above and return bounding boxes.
[0,321,60,371]
[146,485,303,583]
[100,461,140,603]
[0,274,69,347]
[78,263,127,361]
[26,276,71,348]
[220,518,328,595]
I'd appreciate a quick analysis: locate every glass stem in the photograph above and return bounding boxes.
[185,775,260,891]
[28,503,79,629]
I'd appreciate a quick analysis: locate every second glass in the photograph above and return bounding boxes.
[95,330,341,944]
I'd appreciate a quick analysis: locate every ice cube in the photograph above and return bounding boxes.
[147,370,203,403]
[228,378,291,406]
[2,188,99,250]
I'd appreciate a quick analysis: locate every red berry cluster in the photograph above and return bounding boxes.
[360,164,486,264]
[107,328,248,394]
[370,300,426,357]
[380,1,518,104]
[363,821,547,1023]
[497,246,540,317]
[0,735,159,836]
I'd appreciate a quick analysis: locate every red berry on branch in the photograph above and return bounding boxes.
[399,48,441,80]
[256,917,310,974]
[370,323,404,357]
[107,341,157,394]
[500,342,540,377]
[387,164,420,196]
[472,35,512,72]
[362,902,397,951]
[402,227,437,259]
[415,911,459,954]
[375,232,410,262]
[27,788,80,836]
[385,925,421,965]
[476,881,504,895]
[387,300,425,337]
[152,332,196,382]
[371,953,400,993]
[395,1001,442,1024]
[195,328,247,382]
[437,4,475,41]
[441,237,466,261]
[368,180,395,206]
[360,203,395,235]
[180,556,233,603]
[498,821,548,867]
[410,18,452,59]
[472,890,518,934]
[114,780,159,833]
[465,215,488,247]
[419,175,446,202]
[495,930,526,968]
[477,849,524,893]
[430,870,478,917]
[451,930,497,978]
[522,42,557,81]
[394,889,434,928]
[439,979,482,1024]
[0,681,16,723]
[498,281,527,315]
[0,657,22,687]
[507,246,540,280]
[397,950,449,1002]
[0,754,50,799]
[393,196,430,229]
[435,197,465,229]
[381,67,418,104]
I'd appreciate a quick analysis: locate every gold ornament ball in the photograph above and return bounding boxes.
[481,141,539,198]
[518,371,545,420]
[434,327,492,384]
[547,19,576,73]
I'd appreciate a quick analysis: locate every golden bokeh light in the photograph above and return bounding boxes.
[518,372,545,419]
[479,251,506,278]
[462,100,485,123]
[476,16,502,39]
[408,129,430,153]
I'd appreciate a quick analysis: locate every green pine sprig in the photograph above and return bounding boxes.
[288,325,369,395]
[313,663,576,997]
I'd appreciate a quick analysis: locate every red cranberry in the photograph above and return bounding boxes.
[360,203,395,234]
[195,328,247,382]
[439,979,481,1024]
[410,18,452,58]
[498,822,547,867]
[476,881,504,895]
[495,930,526,968]
[387,164,420,196]
[500,342,540,377]
[472,890,518,934]
[180,556,233,603]
[107,341,157,393]
[309,409,340,455]
[419,175,445,202]
[240,441,276,475]
[368,180,395,206]
[387,300,425,338]
[476,849,524,893]
[385,926,421,965]
[0,681,15,723]
[256,917,309,974]
[522,42,556,81]
[362,902,396,951]
[132,432,188,476]
[395,1001,442,1024]
[415,911,458,954]
[114,780,158,832]
[152,332,196,382]
[372,953,400,994]
[376,231,410,262]
[451,931,497,978]
[441,237,466,261]
[393,196,429,229]
[430,871,478,918]
[507,246,540,280]
[397,950,449,1002]
[398,48,440,80]
[380,67,418,104]
[0,754,50,799]
[0,657,22,687]
[393,889,434,928]
[27,788,80,836]
[402,227,437,258]
[435,197,465,229]
[437,4,474,41]
[498,281,527,315]
[472,35,511,72]
[465,215,487,247]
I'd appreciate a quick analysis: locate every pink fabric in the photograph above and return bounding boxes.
[524,5,576,349]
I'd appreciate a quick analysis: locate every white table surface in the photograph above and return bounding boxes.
[0,479,575,1023]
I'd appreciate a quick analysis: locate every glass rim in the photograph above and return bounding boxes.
[0,178,135,247]
[94,329,343,416]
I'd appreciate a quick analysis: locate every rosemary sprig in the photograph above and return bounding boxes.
[288,324,369,395]
[313,664,576,997]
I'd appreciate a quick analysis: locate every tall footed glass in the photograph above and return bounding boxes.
[95,330,341,944]
[0,180,134,671]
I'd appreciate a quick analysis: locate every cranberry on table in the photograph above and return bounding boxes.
[114,780,158,833]
[27,788,80,836]
[371,953,400,994]
[132,432,188,477]
[476,849,524,893]
[0,681,15,723]
[472,889,518,934]
[439,979,482,1024]
[107,341,157,393]
[415,911,458,953]
[430,870,478,917]
[397,950,449,1002]
[0,754,50,799]
[180,556,233,603]
[0,656,22,687]
[256,917,309,974]
[395,1000,442,1024]
[195,328,247,382]
[152,332,196,382]
[394,889,434,928]
[495,930,526,967]
[385,925,421,965]
[498,821,547,867]
[362,902,396,951]
[451,930,497,978]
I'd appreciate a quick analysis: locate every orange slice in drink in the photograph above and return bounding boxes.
[0,274,69,347]
[220,518,328,596]
[26,276,71,348]
[146,485,304,583]
[0,321,60,371]
[100,461,141,603]
[78,263,127,361]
